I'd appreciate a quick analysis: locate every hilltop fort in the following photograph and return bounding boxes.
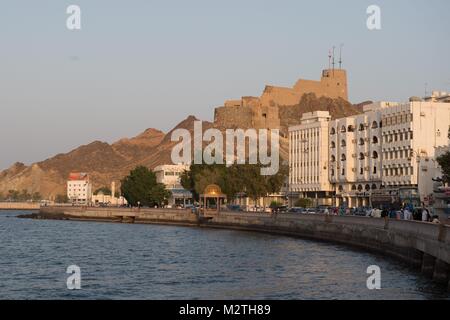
[214,68,348,130]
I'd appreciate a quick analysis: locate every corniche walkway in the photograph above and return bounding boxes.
[29,206,450,290]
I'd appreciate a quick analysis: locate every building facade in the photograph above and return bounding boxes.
[289,111,333,206]
[67,172,92,205]
[329,103,384,207]
[153,164,192,206]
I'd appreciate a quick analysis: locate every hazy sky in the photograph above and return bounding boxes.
[1,0,449,170]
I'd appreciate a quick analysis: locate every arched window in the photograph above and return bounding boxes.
[348,125,355,132]
[331,169,335,176]
[365,184,371,191]
[372,136,379,144]
[341,125,347,133]
[359,123,365,131]
[372,184,377,190]
[351,185,357,191]
[359,153,365,160]
[331,141,336,148]
[341,154,346,161]
[359,138,365,146]
[357,185,363,192]
[331,155,336,162]
[372,151,379,159]
[341,139,346,147]
[330,128,336,135]
[372,121,379,129]
[338,185,344,192]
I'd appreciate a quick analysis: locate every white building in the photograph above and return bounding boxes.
[329,103,385,207]
[153,164,192,206]
[380,95,450,202]
[67,172,92,205]
[289,111,333,205]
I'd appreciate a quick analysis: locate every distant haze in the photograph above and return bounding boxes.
[1,0,449,169]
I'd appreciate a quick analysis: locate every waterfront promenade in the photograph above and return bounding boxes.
[34,206,450,290]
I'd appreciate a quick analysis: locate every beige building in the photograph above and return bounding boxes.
[91,181,127,206]
[289,111,333,205]
[153,164,192,206]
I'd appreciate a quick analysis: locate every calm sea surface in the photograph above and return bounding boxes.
[0,210,448,300]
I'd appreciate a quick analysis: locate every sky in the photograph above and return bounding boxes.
[0,0,449,170]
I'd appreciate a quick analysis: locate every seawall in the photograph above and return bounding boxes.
[37,206,450,289]
[0,202,40,210]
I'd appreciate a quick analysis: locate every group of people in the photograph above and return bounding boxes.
[368,204,440,223]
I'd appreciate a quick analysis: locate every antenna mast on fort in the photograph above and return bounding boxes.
[332,46,336,71]
[328,49,332,70]
[339,44,344,69]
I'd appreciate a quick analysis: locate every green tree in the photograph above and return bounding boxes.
[7,190,20,201]
[18,189,31,201]
[94,187,112,196]
[55,194,69,203]
[121,166,169,207]
[181,163,288,204]
[437,151,450,183]
[294,198,313,208]
[31,192,42,201]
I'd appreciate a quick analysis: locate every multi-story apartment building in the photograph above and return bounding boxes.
[329,103,384,207]
[288,91,450,208]
[289,111,333,206]
[380,93,450,200]
[67,172,92,205]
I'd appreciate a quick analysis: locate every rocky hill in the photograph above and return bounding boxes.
[278,93,366,133]
[0,116,212,199]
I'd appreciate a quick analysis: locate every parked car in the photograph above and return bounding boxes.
[227,204,243,212]
[288,207,304,214]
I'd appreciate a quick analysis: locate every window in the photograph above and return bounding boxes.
[331,169,335,176]
[360,167,364,175]
[372,151,379,159]
[372,136,379,144]
[359,124,365,131]
[359,153,365,160]
[330,128,336,135]
[359,138,365,146]
[365,185,371,191]
[341,126,347,133]
[331,141,336,148]
[341,140,347,147]
[372,121,379,129]
[373,166,377,174]
[331,155,336,162]
[348,125,355,132]
[341,154,347,161]
[372,184,377,190]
